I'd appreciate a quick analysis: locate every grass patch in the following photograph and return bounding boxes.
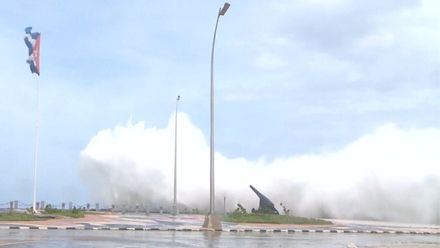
[0,208,85,221]
[223,213,332,225]
[0,212,50,221]
[43,208,85,218]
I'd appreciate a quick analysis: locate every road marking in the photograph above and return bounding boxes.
[1,226,438,235]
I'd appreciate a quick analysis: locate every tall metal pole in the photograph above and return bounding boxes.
[209,12,220,216]
[203,2,230,230]
[173,95,180,216]
[32,78,40,213]
[223,195,226,214]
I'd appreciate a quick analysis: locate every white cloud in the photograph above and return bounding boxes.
[255,52,287,70]
[357,32,395,49]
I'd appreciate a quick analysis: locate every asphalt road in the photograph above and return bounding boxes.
[1,229,439,248]
[1,214,440,247]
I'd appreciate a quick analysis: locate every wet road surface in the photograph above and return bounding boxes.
[1,214,440,247]
[1,229,439,248]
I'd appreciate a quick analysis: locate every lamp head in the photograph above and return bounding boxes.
[219,2,230,16]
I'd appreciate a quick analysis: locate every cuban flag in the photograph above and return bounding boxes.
[24,27,41,76]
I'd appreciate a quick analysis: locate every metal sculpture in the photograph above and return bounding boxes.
[249,185,279,215]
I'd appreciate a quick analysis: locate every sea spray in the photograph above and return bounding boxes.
[79,113,440,223]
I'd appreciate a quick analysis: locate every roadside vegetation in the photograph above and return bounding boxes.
[223,213,332,225]
[0,212,50,221]
[43,205,85,218]
[0,205,86,221]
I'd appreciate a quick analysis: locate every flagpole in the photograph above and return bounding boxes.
[32,77,40,214]
[24,26,41,214]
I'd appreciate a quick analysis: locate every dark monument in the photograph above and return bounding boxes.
[250,185,279,215]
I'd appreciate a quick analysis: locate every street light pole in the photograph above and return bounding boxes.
[203,2,230,230]
[173,95,180,216]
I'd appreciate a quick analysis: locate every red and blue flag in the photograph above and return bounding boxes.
[24,27,41,76]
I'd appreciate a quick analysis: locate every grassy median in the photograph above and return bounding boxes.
[0,212,50,221]
[223,213,332,225]
[0,207,85,221]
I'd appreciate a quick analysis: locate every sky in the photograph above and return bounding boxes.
[0,0,439,217]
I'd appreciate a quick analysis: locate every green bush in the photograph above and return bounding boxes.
[43,207,85,218]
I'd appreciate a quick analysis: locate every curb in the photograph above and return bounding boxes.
[1,226,439,235]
